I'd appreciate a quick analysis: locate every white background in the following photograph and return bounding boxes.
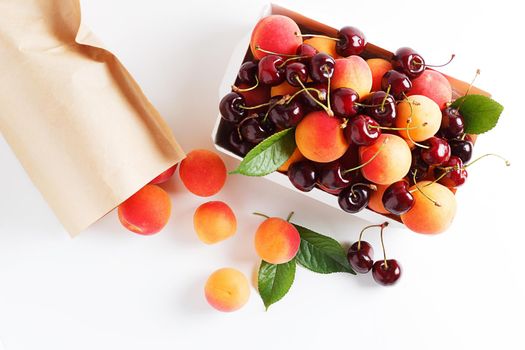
[1,0,524,349]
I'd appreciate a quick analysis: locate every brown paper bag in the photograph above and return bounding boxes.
[0,0,185,236]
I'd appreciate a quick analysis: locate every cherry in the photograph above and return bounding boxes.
[258,55,285,86]
[239,116,273,144]
[409,148,429,184]
[285,62,308,87]
[434,156,467,187]
[228,129,253,156]
[219,92,246,123]
[382,181,415,215]
[347,241,374,274]
[299,82,328,111]
[296,43,318,63]
[317,162,353,193]
[381,70,412,99]
[310,53,336,83]
[372,260,401,286]
[237,61,258,85]
[391,47,425,80]
[420,136,451,166]
[288,161,317,192]
[441,107,465,139]
[331,88,360,118]
[449,138,473,164]
[365,91,396,127]
[338,184,373,213]
[345,115,381,146]
[336,26,367,57]
[268,99,305,129]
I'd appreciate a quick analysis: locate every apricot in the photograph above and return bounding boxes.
[278,147,305,172]
[250,15,302,60]
[295,111,349,163]
[367,184,390,214]
[193,201,237,244]
[331,56,373,98]
[359,134,411,185]
[395,95,442,142]
[254,217,300,264]
[366,58,393,92]
[118,184,171,235]
[401,181,457,234]
[303,37,339,58]
[179,149,227,197]
[271,81,299,97]
[408,69,452,109]
[204,268,250,312]
[149,164,177,185]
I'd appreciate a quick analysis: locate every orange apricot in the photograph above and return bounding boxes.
[204,268,250,312]
[250,15,302,60]
[193,201,237,244]
[118,184,171,235]
[254,217,300,264]
[367,184,390,215]
[395,95,442,142]
[331,56,373,98]
[179,149,227,197]
[278,147,305,172]
[366,58,393,92]
[303,37,340,58]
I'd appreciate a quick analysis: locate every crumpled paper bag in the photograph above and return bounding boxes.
[0,0,185,236]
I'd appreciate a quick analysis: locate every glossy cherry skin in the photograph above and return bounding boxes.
[336,26,367,57]
[409,149,429,184]
[449,139,473,164]
[258,55,285,86]
[347,241,374,274]
[338,184,372,213]
[268,99,305,129]
[237,61,258,85]
[381,70,412,99]
[299,82,328,111]
[331,88,360,118]
[296,43,318,63]
[219,92,246,123]
[288,161,317,192]
[228,129,253,156]
[392,47,425,79]
[310,53,336,83]
[317,162,353,192]
[421,137,451,166]
[345,115,381,146]
[239,116,273,144]
[434,156,468,187]
[441,107,465,139]
[382,181,415,215]
[372,259,401,286]
[285,62,309,87]
[365,91,396,127]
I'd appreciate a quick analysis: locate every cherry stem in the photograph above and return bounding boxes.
[457,69,481,112]
[255,45,297,57]
[236,113,260,140]
[278,56,307,68]
[287,87,325,105]
[350,182,377,196]
[262,96,288,122]
[380,85,391,112]
[342,138,388,175]
[357,222,388,251]
[368,122,427,131]
[411,169,441,207]
[417,54,456,68]
[286,212,295,222]
[232,75,260,93]
[240,100,274,110]
[379,223,389,269]
[326,67,332,113]
[403,101,429,149]
[295,32,339,41]
[437,153,511,173]
[295,76,334,116]
[252,212,270,219]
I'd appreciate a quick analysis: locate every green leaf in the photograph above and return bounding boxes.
[230,128,296,176]
[258,259,296,310]
[450,94,504,134]
[294,224,355,274]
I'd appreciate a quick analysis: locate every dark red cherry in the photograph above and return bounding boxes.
[288,161,317,192]
[338,184,372,213]
[239,116,273,144]
[449,139,473,164]
[382,181,415,215]
[392,47,425,80]
[381,70,412,99]
[299,82,328,111]
[409,148,429,184]
[228,130,253,156]
[237,61,258,85]
[434,156,468,187]
[219,92,246,123]
[268,99,305,129]
[365,91,396,127]
[317,162,353,192]
[310,53,335,83]
[372,259,401,286]
[285,62,308,87]
[331,88,360,118]
[258,55,285,86]
[336,26,367,57]
[441,107,465,139]
[345,115,381,146]
[347,241,374,274]
[296,43,318,63]
[420,137,451,166]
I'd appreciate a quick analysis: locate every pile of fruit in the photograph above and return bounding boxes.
[218,14,507,235]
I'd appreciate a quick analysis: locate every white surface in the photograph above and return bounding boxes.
[1,0,524,349]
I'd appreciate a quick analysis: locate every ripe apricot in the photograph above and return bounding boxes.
[179,149,227,197]
[366,58,393,92]
[193,201,237,244]
[408,69,452,109]
[401,181,457,234]
[278,147,305,172]
[367,184,390,214]
[331,56,373,98]
[359,134,411,185]
[149,164,177,185]
[118,184,171,235]
[396,95,442,142]
[295,111,349,163]
[254,217,300,264]
[303,37,340,58]
[204,268,250,312]
[250,15,302,60]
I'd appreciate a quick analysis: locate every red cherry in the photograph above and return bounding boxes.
[391,47,425,79]
[331,88,360,118]
[347,241,374,274]
[434,156,468,187]
[420,137,451,166]
[258,55,285,86]
[336,26,367,56]
[345,115,381,146]
[372,260,401,286]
